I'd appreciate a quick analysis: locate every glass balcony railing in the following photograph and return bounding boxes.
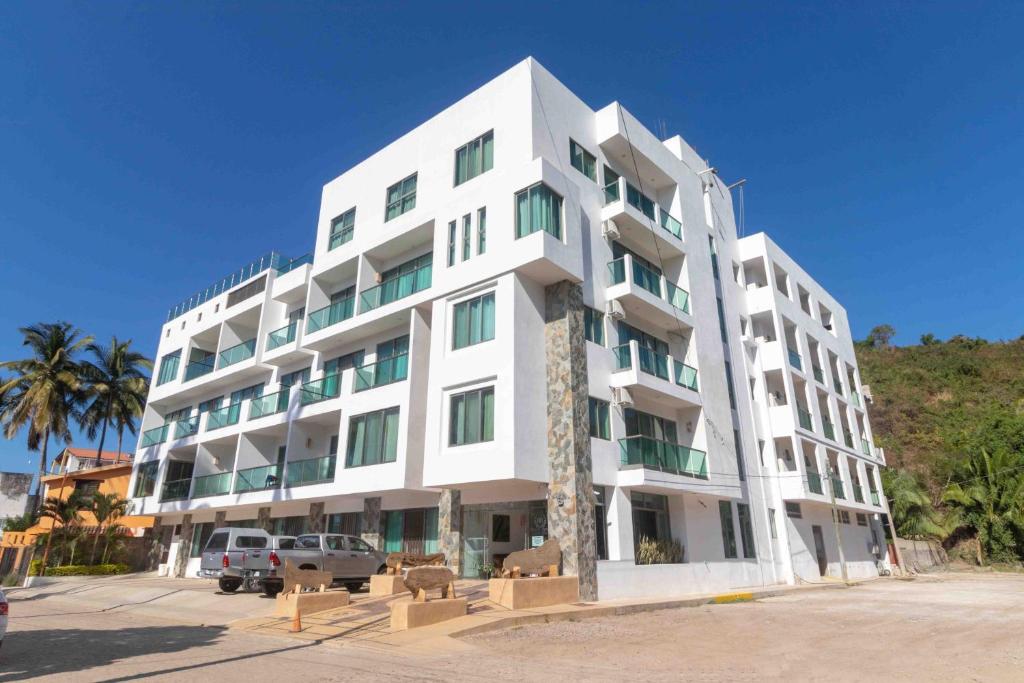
[853,486,865,504]
[823,419,836,441]
[234,463,284,493]
[173,416,199,440]
[354,353,409,392]
[300,374,340,405]
[266,322,297,351]
[659,209,682,239]
[787,347,802,370]
[831,477,845,500]
[619,436,707,478]
[307,296,355,334]
[249,390,289,419]
[844,430,855,449]
[183,357,215,382]
[206,402,242,431]
[797,407,813,431]
[636,346,671,381]
[807,471,824,495]
[604,177,682,240]
[630,261,662,298]
[160,478,191,502]
[608,258,691,314]
[218,339,256,369]
[674,360,699,391]
[625,181,656,220]
[665,282,690,313]
[612,344,633,371]
[285,455,336,487]
[861,439,871,456]
[870,491,880,506]
[851,390,861,408]
[141,424,170,448]
[812,365,824,383]
[359,263,432,313]
[603,178,620,205]
[191,472,232,498]
[275,253,312,275]
[608,258,626,286]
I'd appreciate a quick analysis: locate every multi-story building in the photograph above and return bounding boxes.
[128,58,891,600]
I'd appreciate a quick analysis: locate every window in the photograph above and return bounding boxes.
[230,383,263,405]
[709,235,720,280]
[631,492,671,546]
[449,387,495,446]
[295,534,321,549]
[583,307,604,346]
[164,406,191,424]
[197,396,222,414]
[856,513,868,527]
[514,183,562,239]
[75,480,100,497]
[454,130,494,185]
[569,139,596,181]
[325,350,364,376]
[492,514,510,543]
[588,397,610,440]
[385,173,417,221]
[157,350,181,386]
[452,292,495,349]
[733,429,746,481]
[447,221,456,266]
[189,522,215,558]
[133,461,158,497]
[768,508,778,538]
[329,208,355,250]
[347,537,374,553]
[462,214,471,261]
[205,531,229,552]
[280,367,311,388]
[717,297,728,342]
[326,512,361,535]
[785,502,802,519]
[724,361,737,410]
[624,408,678,443]
[477,207,487,254]
[346,407,400,467]
[235,535,268,549]
[737,503,756,559]
[719,501,737,559]
[838,510,851,525]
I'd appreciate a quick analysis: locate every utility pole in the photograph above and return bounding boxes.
[827,463,849,583]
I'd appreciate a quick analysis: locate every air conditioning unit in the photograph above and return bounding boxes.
[606,299,626,320]
[612,387,634,408]
[862,384,874,402]
[601,219,621,240]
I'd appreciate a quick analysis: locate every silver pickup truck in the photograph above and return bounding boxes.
[198,527,296,593]
[261,533,387,595]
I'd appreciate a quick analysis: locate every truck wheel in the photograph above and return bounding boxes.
[262,582,283,597]
[344,581,363,593]
[218,578,241,593]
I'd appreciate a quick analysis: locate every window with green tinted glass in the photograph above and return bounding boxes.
[719,500,737,559]
[329,208,355,250]
[157,350,181,386]
[462,214,471,261]
[737,503,756,559]
[514,183,562,239]
[452,293,495,350]
[447,220,456,267]
[385,173,417,221]
[346,407,400,467]
[477,207,486,254]
[132,460,158,497]
[449,387,494,446]
[454,130,494,185]
[584,307,604,346]
[588,397,610,440]
[570,139,596,181]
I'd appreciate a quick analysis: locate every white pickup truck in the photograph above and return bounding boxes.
[260,533,388,595]
[198,527,295,593]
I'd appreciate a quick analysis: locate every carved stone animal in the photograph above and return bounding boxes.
[403,565,456,601]
[501,539,561,578]
[385,552,446,574]
[283,559,333,594]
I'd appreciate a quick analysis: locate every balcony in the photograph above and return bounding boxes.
[285,455,336,487]
[823,419,836,441]
[674,360,699,391]
[358,263,432,313]
[141,424,170,448]
[354,353,408,392]
[206,403,242,431]
[249,390,290,419]
[191,472,232,498]
[611,341,700,408]
[300,375,340,405]
[266,322,297,351]
[831,477,845,500]
[787,347,802,371]
[160,478,191,502]
[797,407,813,431]
[601,177,683,255]
[234,463,283,493]
[870,491,880,506]
[619,436,707,479]
[275,253,312,275]
[812,365,824,384]
[173,416,199,440]
[218,339,256,369]
[183,357,215,382]
[307,295,354,334]
[606,255,692,330]
[807,471,824,495]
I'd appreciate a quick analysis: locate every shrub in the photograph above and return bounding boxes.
[28,561,130,577]
[1,573,19,587]
[635,536,684,565]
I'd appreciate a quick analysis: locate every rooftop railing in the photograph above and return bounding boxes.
[166,252,288,322]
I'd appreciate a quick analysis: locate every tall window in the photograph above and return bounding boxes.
[452,292,495,350]
[133,460,158,497]
[449,387,495,446]
[477,207,487,254]
[462,214,471,261]
[724,361,737,410]
[716,296,728,341]
[385,173,417,221]
[709,235,720,279]
[737,503,756,558]
[346,407,400,467]
[583,307,604,346]
[324,349,364,376]
[588,397,610,440]
[514,183,562,239]
[447,221,457,267]
[624,408,677,443]
[631,492,671,546]
[329,208,355,250]
[569,139,596,181]
[230,383,264,404]
[157,350,181,386]
[733,429,746,481]
[719,500,737,559]
[454,130,494,185]
[280,367,311,388]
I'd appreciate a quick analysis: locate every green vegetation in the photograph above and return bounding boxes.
[635,536,684,564]
[29,560,130,577]
[858,328,1024,563]
[35,490,132,570]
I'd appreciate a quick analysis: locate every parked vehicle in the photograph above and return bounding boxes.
[260,533,387,596]
[0,588,7,648]
[198,527,296,593]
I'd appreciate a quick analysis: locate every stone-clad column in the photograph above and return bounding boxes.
[257,507,273,533]
[308,502,325,533]
[214,511,227,529]
[438,489,463,576]
[544,281,598,600]
[174,514,193,578]
[361,497,382,550]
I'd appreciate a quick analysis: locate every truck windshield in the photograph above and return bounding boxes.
[205,532,229,552]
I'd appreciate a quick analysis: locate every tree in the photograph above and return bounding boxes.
[920,333,939,346]
[38,493,86,566]
[79,337,151,466]
[867,324,896,349]
[942,449,1024,565]
[88,492,128,564]
[0,322,91,513]
[882,469,950,540]
[2,512,37,532]
[101,523,128,564]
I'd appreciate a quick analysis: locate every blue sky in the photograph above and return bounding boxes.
[1,2,1022,473]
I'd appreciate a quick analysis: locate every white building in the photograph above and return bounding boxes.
[129,58,891,599]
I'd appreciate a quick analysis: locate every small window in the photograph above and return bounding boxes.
[583,307,605,346]
[477,207,487,254]
[449,386,495,446]
[737,503,756,559]
[452,293,495,350]
[462,214,471,261]
[724,361,737,410]
[768,508,778,538]
[733,429,746,482]
[132,460,159,497]
[588,397,610,440]
[329,208,355,250]
[325,536,345,551]
[75,480,101,497]
[296,535,321,549]
[785,502,802,519]
[719,501,737,559]
[514,183,562,239]
[204,531,229,552]
[839,510,851,525]
[235,535,268,549]
[385,173,417,221]
[569,139,596,181]
[447,221,457,267]
[276,538,296,550]
[856,513,868,527]
[709,235,720,280]
[454,130,494,186]
[492,514,511,543]
[347,537,373,552]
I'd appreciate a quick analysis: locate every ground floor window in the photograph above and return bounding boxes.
[382,508,439,555]
[189,522,215,558]
[594,487,608,560]
[325,512,361,536]
[737,503,756,559]
[631,492,671,549]
[270,515,309,537]
[719,501,738,559]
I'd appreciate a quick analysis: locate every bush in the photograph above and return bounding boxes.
[28,560,130,577]
[1,573,19,587]
[635,536,684,565]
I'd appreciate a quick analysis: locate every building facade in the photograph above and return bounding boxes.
[128,59,891,599]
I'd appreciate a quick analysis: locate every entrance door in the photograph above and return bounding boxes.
[811,525,828,576]
[403,509,425,555]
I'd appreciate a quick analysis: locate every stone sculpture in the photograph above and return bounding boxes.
[385,552,446,574]
[500,538,561,578]
[283,559,333,594]
[403,565,457,601]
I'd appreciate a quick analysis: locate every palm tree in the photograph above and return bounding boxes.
[0,322,91,512]
[942,449,1024,565]
[39,493,86,566]
[88,492,128,564]
[100,523,128,564]
[882,469,951,540]
[79,337,151,466]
